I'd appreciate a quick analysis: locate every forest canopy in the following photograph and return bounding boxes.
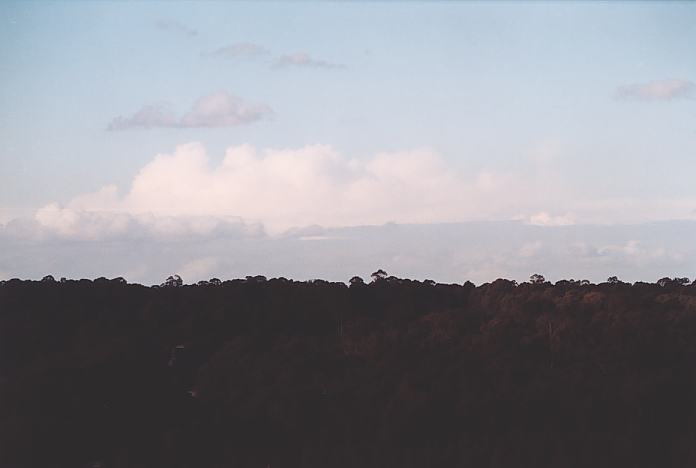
[2,274,696,468]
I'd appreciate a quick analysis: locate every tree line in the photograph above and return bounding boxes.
[2,272,696,467]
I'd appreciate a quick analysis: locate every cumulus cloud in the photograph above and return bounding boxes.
[616,79,694,101]
[107,92,272,130]
[23,142,696,241]
[155,19,197,38]
[28,143,516,238]
[206,42,269,59]
[38,212,258,241]
[274,52,345,69]
[27,196,263,242]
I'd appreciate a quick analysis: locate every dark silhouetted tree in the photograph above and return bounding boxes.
[162,274,183,287]
[349,276,365,287]
[371,269,388,282]
[529,273,545,284]
[657,277,672,287]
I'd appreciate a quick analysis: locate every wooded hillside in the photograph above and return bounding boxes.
[2,275,696,468]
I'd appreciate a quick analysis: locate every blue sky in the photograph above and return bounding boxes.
[1,1,695,283]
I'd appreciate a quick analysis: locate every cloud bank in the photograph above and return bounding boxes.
[3,142,695,284]
[616,79,694,101]
[2,220,694,285]
[22,142,696,241]
[108,92,272,130]
[29,143,519,236]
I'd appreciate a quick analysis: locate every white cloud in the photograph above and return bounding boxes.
[206,43,268,59]
[155,19,197,38]
[616,79,694,101]
[107,92,272,130]
[527,212,575,226]
[17,143,696,241]
[31,201,261,241]
[30,143,506,237]
[274,52,345,69]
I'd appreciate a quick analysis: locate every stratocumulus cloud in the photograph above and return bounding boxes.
[2,219,694,285]
[616,79,695,101]
[107,92,273,130]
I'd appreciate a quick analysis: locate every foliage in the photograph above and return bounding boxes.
[2,276,696,467]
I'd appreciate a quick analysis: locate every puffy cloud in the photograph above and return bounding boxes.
[155,19,197,38]
[30,201,262,242]
[616,79,694,101]
[206,43,269,59]
[24,142,696,241]
[274,52,345,69]
[29,143,509,237]
[107,92,272,130]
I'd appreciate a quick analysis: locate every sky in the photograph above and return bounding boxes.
[1,1,695,284]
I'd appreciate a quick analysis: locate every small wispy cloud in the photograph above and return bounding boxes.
[206,42,269,59]
[616,79,694,101]
[107,104,178,131]
[107,92,273,131]
[179,92,272,128]
[155,19,198,38]
[274,52,345,70]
